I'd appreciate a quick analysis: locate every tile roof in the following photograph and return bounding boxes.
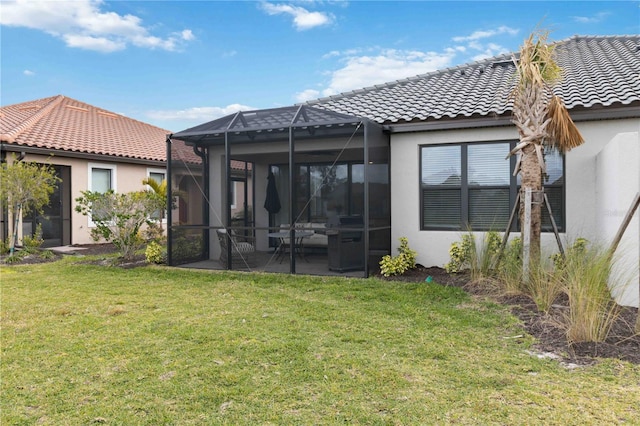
[174,105,362,137]
[307,35,640,124]
[0,95,170,162]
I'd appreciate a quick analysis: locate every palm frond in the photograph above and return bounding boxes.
[546,95,584,153]
[142,178,167,198]
[516,31,562,89]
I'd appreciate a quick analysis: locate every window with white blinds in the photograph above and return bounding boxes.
[420,142,564,231]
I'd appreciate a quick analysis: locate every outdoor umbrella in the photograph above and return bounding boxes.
[264,172,281,214]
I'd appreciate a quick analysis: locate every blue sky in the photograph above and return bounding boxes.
[1,1,638,132]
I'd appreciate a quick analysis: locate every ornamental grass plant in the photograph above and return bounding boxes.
[560,244,623,343]
[523,256,564,314]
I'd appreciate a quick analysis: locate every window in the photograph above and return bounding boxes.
[420,142,564,231]
[147,168,166,222]
[89,164,116,193]
[88,163,117,226]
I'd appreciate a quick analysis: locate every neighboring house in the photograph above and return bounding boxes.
[0,95,169,247]
[169,35,639,307]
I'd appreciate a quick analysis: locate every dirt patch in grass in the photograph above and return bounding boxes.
[378,265,640,366]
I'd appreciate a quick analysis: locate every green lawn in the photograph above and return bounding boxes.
[2,258,639,425]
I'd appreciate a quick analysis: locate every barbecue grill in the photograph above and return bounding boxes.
[326,215,365,272]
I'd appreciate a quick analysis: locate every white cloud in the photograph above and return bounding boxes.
[147,104,255,123]
[180,29,194,41]
[0,0,195,53]
[572,11,612,24]
[319,48,456,97]
[451,26,516,62]
[23,69,35,76]
[452,26,519,42]
[295,89,321,103]
[260,2,334,30]
[297,24,518,101]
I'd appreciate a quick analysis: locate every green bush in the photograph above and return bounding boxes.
[39,250,56,260]
[445,231,501,279]
[22,224,44,254]
[551,237,588,272]
[75,190,164,261]
[3,252,26,264]
[145,241,167,264]
[379,237,417,277]
[0,237,11,255]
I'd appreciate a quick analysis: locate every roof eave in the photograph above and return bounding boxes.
[0,143,166,167]
[386,103,640,133]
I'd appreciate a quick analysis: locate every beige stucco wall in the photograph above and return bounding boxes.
[390,118,639,306]
[10,153,164,245]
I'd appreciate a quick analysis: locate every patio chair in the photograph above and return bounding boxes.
[216,228,257,269]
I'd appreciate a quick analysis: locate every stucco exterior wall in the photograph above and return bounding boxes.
[390,118,639,306]
[12,153,163,245]
[595,132,639,307]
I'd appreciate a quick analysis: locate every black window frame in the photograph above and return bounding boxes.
[420,141,565,232]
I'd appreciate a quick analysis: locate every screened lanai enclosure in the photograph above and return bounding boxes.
[166,105,390,277]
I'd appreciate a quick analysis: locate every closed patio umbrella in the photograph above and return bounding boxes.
[264,172,281,214]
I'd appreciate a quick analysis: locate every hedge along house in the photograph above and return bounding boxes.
[167,105,390,277]
[0,95,174,247]
[306,35,639,307]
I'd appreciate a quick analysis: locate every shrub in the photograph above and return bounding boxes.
[143,222,165,244]
[445,231,501,279]
[75,190,165,261]
[0,238,11,255]
[444,234,474,274]
[3,252,26,264]
[379,237,417,277]
[22,224,44,254]
[39,250,56,260]
[551,237,588,272]
[145,241,167,264]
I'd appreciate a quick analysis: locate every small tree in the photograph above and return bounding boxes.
[75,190,165,260]
[508,30,584,274]
[0,157,60,254]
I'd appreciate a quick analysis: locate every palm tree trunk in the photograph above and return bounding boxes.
[513,84,547,264]
[519,143,543,263]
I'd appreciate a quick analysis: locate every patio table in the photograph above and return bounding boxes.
[268,230,313,262]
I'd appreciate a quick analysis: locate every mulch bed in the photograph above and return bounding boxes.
[5,246,639,365]
[379,265,640,366]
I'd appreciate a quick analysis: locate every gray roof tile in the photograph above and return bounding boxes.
[308,35,640,124]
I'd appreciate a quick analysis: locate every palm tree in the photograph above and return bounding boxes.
[508,30,584,268]
[142,177,168,223]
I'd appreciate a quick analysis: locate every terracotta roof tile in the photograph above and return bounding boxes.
[308,35,640,124]
[0,95,169,162]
